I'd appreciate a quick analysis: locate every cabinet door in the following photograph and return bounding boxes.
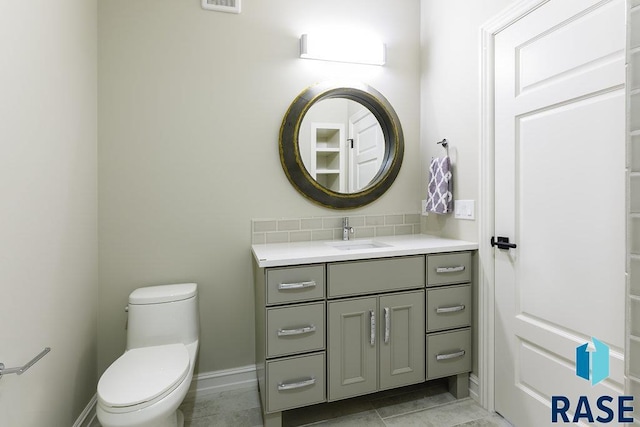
[379,290,425,390]
[328,297,377,401]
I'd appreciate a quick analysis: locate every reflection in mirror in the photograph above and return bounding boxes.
[299,99,384,194]
[279,81,404,209]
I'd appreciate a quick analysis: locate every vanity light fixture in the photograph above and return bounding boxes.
[201,0,241,14]
[299,33,386,66]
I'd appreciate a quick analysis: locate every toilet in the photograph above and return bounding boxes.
[97,283,199,427]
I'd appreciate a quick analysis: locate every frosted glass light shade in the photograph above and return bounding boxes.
[299,33,386,66]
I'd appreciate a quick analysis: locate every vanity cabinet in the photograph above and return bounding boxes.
[425,252,472,382]
[254,264,327,419]
[253,244,475,427]
[328,290,425,401]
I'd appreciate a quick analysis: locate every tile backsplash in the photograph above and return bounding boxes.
[252,213,422,244]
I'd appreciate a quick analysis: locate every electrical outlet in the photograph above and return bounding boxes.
[421,199,428,216]
[454,200,475,220]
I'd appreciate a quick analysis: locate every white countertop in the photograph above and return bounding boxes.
[252,234,478,268]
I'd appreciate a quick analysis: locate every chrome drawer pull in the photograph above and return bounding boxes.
[278,280,316,290]
[436,350,466,361]
[277,325,316,337]
[384,307,390,344]
[370,310,376,346]
[277,376,316,391]
[436,266,465,273]
[436,305,466,314]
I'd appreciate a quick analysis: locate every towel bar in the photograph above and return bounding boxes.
[0,347,51,379]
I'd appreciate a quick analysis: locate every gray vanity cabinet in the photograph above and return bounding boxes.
[327,290,425,401]
[425,252,472,383]
[327,257,425,401]
[254,250,474,427]
[327,296,378,400]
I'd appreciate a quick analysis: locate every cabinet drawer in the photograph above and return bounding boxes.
[266,302,325,358]
[328,256,425,298]
[426,284,471,332]
[266,353,326,413]
[267,265,325,305]
[427,252,471,286]
[426,328,471,380]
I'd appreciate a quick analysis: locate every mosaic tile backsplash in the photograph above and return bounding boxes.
[252,213,422,244]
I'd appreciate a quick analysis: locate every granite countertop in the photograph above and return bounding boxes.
[252,234,478,268]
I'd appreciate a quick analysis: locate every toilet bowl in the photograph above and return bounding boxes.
[97,283,199,427]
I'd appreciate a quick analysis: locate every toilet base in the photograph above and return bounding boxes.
[177,409,184,427]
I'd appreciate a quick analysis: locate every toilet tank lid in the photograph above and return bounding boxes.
[129,283,197,305]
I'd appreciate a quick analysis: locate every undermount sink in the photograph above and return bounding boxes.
[326,239,391,251]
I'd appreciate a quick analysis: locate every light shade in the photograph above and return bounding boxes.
[300,33,386,66]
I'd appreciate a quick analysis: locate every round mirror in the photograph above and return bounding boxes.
[280,82,404,209]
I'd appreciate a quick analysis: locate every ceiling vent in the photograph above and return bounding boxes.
[201,0,241,14]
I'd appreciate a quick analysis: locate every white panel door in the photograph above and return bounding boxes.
[349,109,384,192]
[494,0,626,425]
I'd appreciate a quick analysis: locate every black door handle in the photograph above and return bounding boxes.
[491,236,517,250]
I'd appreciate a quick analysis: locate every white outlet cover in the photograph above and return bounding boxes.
[454,200,475,220]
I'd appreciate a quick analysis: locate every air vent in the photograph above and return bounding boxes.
[201,0,241,14]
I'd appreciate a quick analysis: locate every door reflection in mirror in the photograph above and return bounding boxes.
[299,98,384,194]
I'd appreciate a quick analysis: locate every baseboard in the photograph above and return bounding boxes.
[73,365,257,426]
[187,364,257,399]
[469,373,480,403]
[72,395,97,427]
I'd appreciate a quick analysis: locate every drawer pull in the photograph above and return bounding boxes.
[436,350,466,361]
[370,310,376,346]
[436,266,465,274]
[277,376,316,391]
[436,304,466,314]
[278,280,316,290]
[384,307,390,344]
[277,325,316,337]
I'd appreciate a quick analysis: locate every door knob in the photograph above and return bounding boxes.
[491,236,517,250]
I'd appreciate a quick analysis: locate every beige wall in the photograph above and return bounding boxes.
[0,0,98,425]
[98,0,421,375]
[420,0,515,242]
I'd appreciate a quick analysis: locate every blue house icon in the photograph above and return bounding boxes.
[576,337,610,386]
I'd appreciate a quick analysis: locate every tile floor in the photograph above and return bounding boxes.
[161,380,511,427]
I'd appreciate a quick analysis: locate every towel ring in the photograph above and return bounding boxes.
[437,138,448,149]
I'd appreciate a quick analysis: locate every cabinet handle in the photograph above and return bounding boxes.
[278,280,316,290]
[370,310,376,346]
[435,266,465,273]
[277,325,316,337]
[277,376,316,391]
[436,350,466,361]
[384,307,390,344]
[435,304,466,314]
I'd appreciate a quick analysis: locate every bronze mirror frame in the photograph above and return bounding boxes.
[279,82,404,209]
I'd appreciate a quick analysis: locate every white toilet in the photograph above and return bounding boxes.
[97,283,199,427]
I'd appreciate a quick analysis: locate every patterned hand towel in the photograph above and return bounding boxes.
[426,156,453,214]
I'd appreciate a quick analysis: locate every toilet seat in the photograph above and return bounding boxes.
[98,343,190,411]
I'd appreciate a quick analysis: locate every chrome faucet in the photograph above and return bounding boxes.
[342,217,354,241]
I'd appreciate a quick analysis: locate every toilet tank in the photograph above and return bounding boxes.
[126,283,199,350]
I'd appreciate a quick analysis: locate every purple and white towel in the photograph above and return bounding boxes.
[426,156,453,214]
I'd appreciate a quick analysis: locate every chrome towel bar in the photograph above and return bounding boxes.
[0,347,51,379]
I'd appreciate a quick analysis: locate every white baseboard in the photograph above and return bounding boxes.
[186,364,257,399]
[74,365,258,426]
[72,395,97,427]
[469,373,480,403]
